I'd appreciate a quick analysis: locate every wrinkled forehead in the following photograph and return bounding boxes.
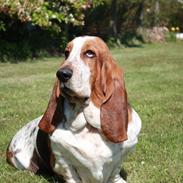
[66,36,95,56]
[73,36,96,49]
[66,36,108,58]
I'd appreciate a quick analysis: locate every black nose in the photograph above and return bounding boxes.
[56,68,73,82]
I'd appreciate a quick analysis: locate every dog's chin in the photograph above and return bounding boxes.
[60,86,90,104]
[61,86,76,97]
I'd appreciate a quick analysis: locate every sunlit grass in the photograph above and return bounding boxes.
[0,42,183,182]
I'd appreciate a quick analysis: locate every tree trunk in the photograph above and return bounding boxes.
[154,0,160,26]
[110,0,121,45]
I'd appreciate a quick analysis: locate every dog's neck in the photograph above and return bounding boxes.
[62,98,101,132]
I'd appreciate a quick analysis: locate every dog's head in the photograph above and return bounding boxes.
[39,36,128,143]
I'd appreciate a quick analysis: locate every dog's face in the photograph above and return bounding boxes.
[56,36,110,100]
[39,36,129,143]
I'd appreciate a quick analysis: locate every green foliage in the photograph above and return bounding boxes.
[0,0,105,62]
[0,20,69,62]
[94,0,183,43]
[0,0,183,62]
[165,32,176,42]
[0,0,104,31]
[84,0,144,45]
[0,19,5,30]
[141,0,183,30]
[0,0,85,31]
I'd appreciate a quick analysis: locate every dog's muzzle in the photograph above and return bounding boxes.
[56,67,90,104]
[56,67,76,97]
[56,68,73,83]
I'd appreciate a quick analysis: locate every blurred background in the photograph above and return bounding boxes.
[0,0,183,62]
[0,1,183,182]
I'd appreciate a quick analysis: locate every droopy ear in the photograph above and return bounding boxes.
[91,49,128,143]
[101,77,128,143]
[91,55,114,106]
[38,80,64,133]
[98,55,128,143]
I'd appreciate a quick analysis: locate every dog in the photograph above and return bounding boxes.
[7,36,141,183]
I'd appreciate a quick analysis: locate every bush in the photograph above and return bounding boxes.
[0,22,69,62]
[165,32,176,42]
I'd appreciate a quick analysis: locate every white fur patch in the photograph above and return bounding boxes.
[83,101,101,129]
[50,108,141,183]
[64,36,95,98]
[69,36,95,61]
[63,99,87,132]
[7,116,42,169]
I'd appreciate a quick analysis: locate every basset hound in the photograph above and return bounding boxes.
[7,36,141,183]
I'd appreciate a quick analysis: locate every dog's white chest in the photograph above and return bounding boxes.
[50,125,123,183]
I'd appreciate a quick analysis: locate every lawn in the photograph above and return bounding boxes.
[0,42,183,183]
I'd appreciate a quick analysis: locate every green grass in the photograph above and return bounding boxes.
[0,42,183,183]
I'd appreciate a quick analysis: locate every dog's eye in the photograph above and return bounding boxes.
[85,50,95,58]
[65,50,70,59]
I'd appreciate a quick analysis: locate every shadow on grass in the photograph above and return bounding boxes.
[120,168,128,181]
[37,171,65,183]
[37,168,128,183]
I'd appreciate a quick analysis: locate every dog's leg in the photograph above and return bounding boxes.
[6,116,41,172]
[53,157,82,183]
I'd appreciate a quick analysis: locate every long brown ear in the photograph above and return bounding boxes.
[38,80,64,133]
[92,52,128,143]
[101,75,128,143]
